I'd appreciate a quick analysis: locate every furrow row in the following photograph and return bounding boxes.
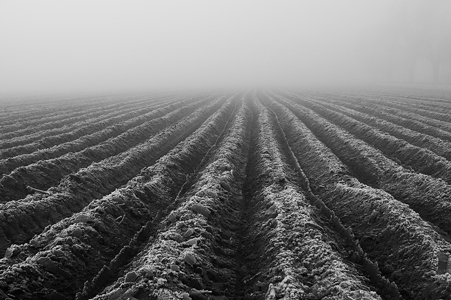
[294,98,451,184]
[341,95,451,133]
[280,96,451,237]
[78,95,247,300]
[0,93,146,127]
[0,97,176,162]
[233,97,382,299]
[0,96,109,129]
[368,100,451,128]
[308,96,451,162]
[0,94,156,137]
[272,94,451,299]
[0,98,206,202]
[335,99,451,142]
[0,95,175,153]
[74,96,249,300]
[0,95,238,300]
[263,96,401,300]
[366,92,451,114]
[0,96,227,257]
[338,88,451,112]
[295,90,451,130]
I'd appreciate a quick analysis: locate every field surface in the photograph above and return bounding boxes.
[1,88,451,300]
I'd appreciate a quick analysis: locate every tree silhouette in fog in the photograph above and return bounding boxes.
[365,0,451,84]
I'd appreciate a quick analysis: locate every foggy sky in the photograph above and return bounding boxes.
[1,1,448,96]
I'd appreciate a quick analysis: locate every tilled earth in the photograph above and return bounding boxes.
[1,88,451,299]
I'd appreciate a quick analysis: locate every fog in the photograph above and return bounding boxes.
[1,0,451,96]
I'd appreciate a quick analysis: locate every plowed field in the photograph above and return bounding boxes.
[1,89,451,300]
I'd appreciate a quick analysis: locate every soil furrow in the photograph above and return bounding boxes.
[263,95,401,300]
[233,97,383,299]
[368,102,451,131]
[330,93,451,134]
[0,97,209,202]
[76,95,241,300]
[333,100,451,142]
[342,93,451,121]
[0,97,226,257]
[0,96,150,138]
[75,95,251,300]
[271,94,451,299]
[306,96,451,162]
[0,96,238,300]
[0,94,147,129]
[0,99,184,174]
[294,99,451,184]
[2,88,451,300]
[279,96,451,238]
[0,96,173,154]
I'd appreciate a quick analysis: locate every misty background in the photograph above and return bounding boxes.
[1,0,451,96]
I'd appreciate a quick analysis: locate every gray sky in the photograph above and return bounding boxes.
[2,0,443,95]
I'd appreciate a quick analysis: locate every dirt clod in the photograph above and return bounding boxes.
[125,271,138,282]
[191,204,210,218]
[183,252,197,266]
